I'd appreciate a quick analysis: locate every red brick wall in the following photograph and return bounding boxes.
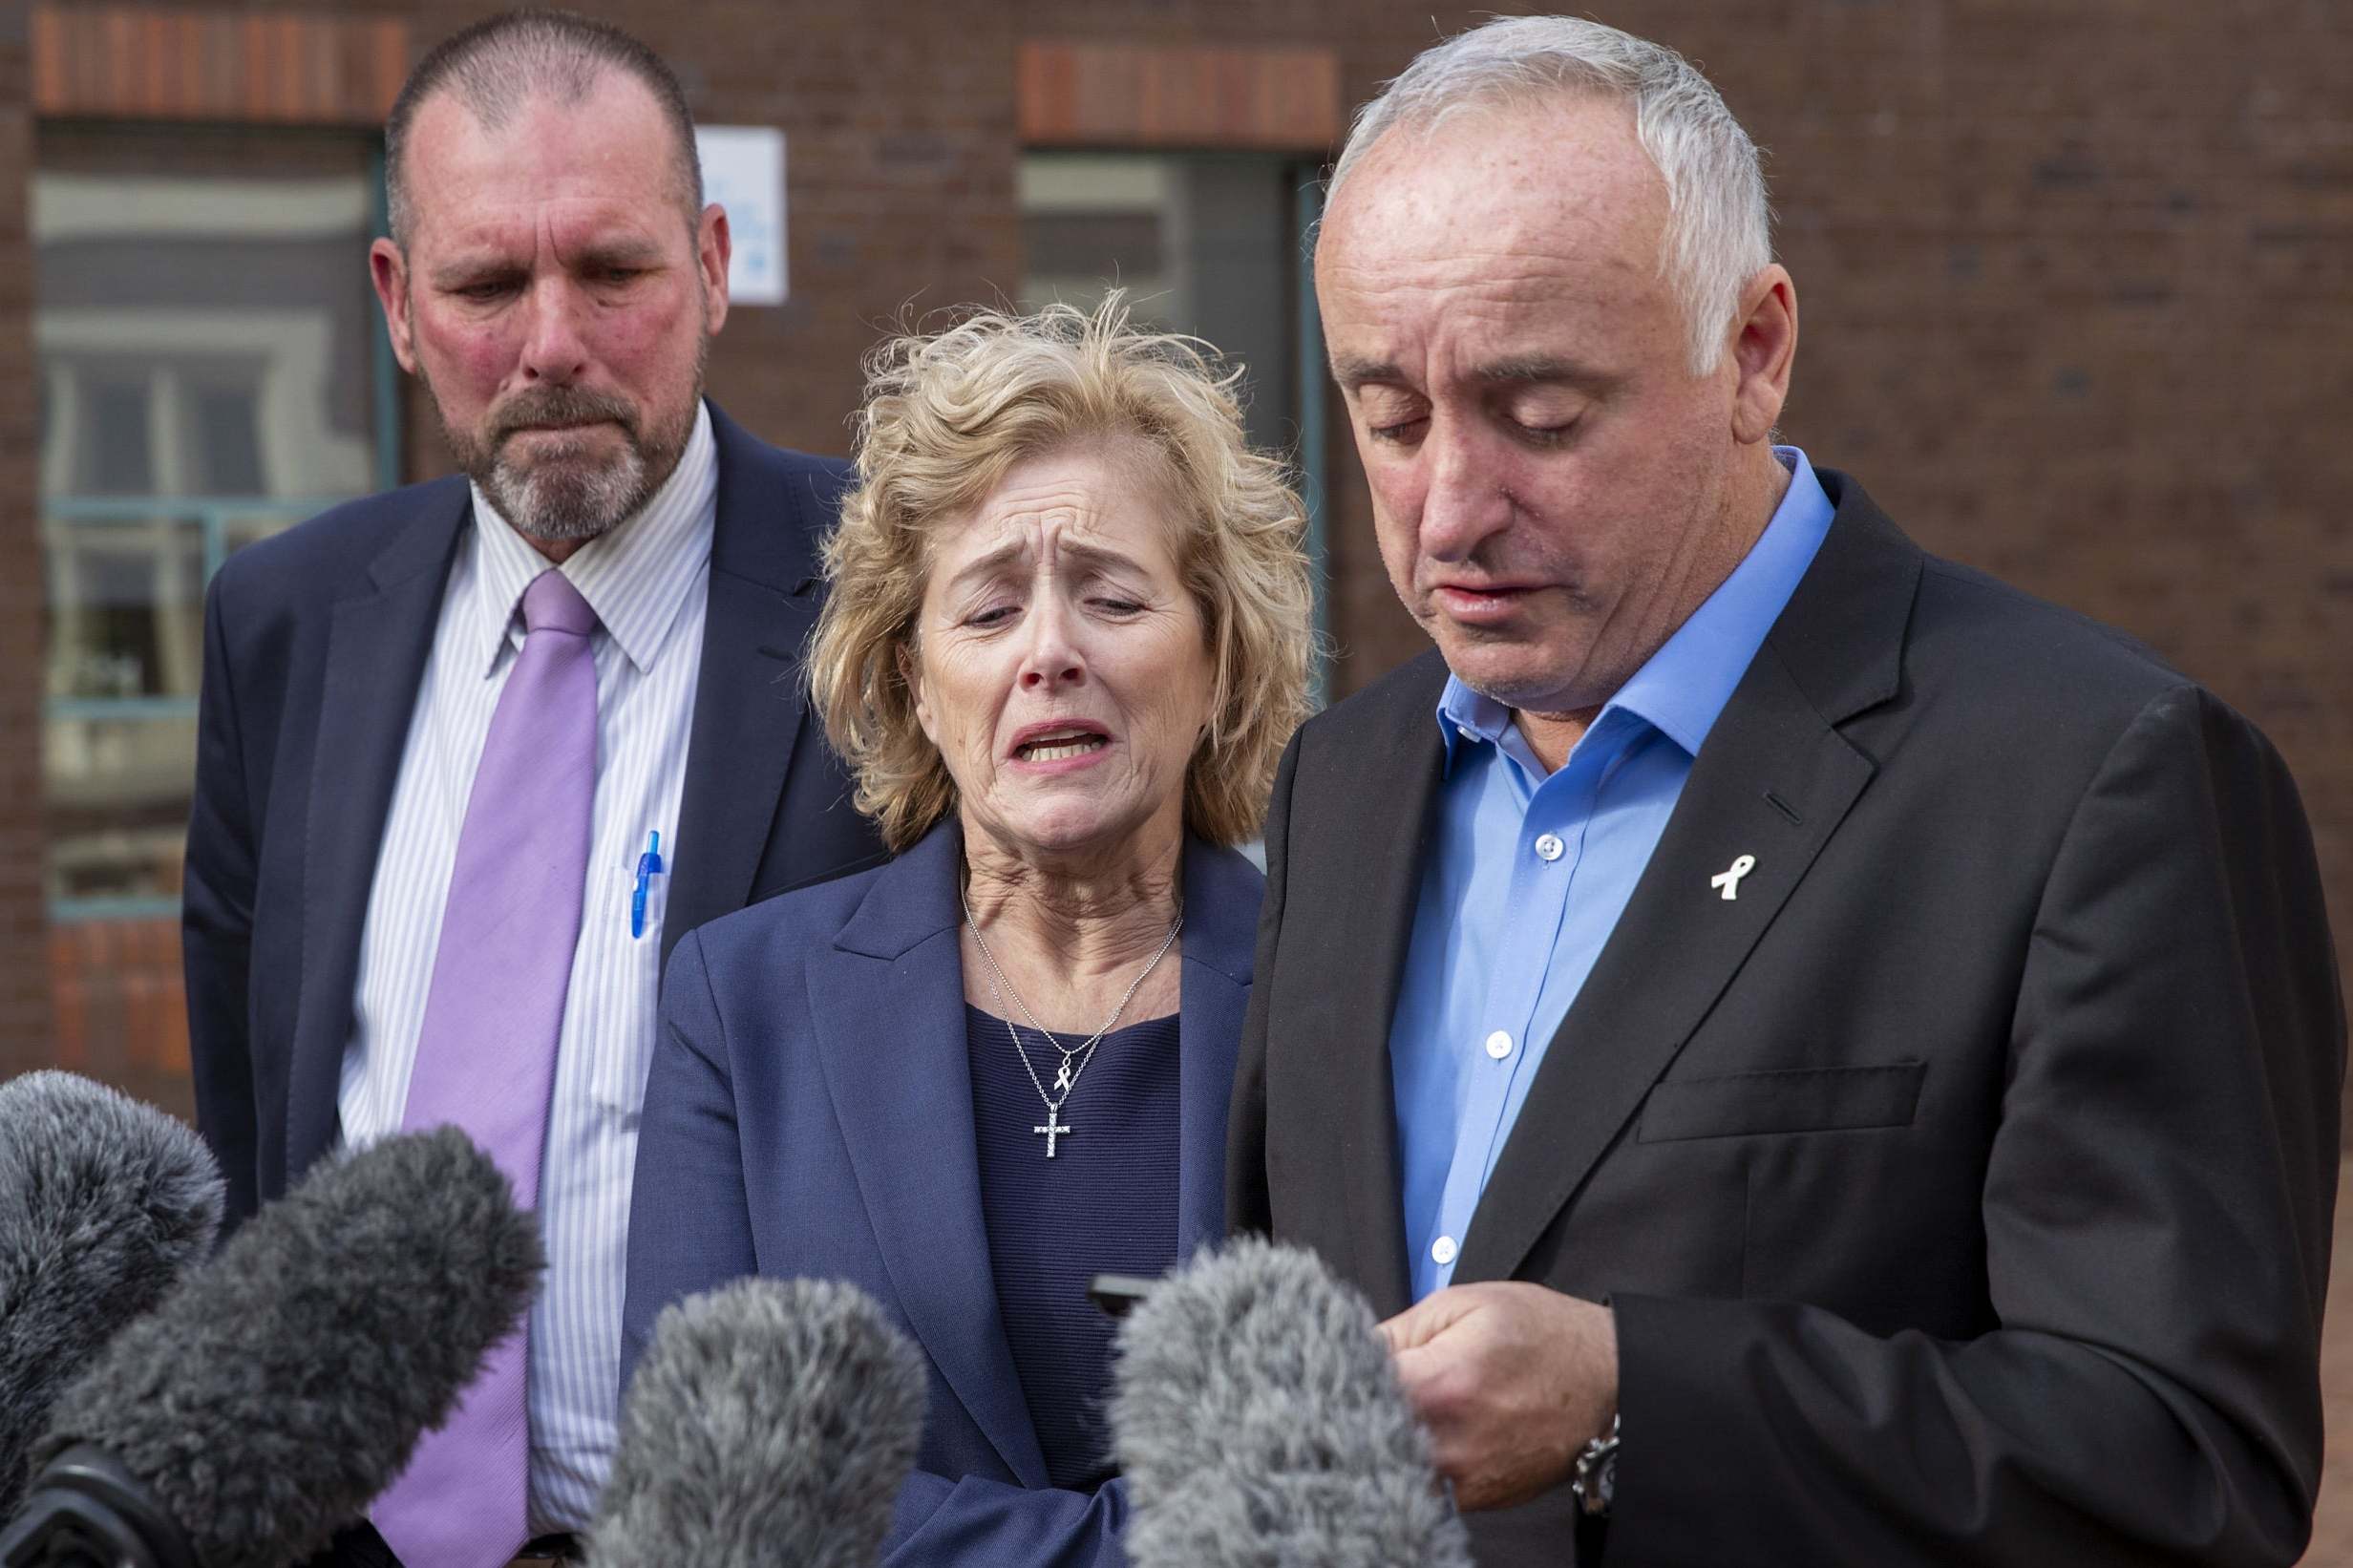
[0,0,52,1087]
[31,4,407,123]
[48,918,187,1113]
[10,0,2349,1103]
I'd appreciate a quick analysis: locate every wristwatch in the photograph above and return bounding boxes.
[1571,1414,1620,1517]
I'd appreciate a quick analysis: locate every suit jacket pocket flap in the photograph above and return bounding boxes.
[1638,1061,1927,1142]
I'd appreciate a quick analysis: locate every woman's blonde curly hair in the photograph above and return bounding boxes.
[808,294,1317,852]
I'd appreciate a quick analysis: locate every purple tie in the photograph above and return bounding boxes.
[373,569,597,1567]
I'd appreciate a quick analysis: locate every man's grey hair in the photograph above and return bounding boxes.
[1328,15,1772,375]
[384,9,704,248]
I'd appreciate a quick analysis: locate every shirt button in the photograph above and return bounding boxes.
[1535,833,1565,861]
[1431,1235,1458,1266]
[1486,1029,1514,1060]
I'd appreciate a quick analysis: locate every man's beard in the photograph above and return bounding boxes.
[427,348,705,545]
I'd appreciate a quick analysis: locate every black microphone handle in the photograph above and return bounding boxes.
[0,1444,196,1568]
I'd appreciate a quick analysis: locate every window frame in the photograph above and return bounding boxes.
[40,141,404,922]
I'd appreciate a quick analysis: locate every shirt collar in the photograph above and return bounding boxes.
[463,399,718,678]
[1434,680,1516,773]
[1434,445,1836,773]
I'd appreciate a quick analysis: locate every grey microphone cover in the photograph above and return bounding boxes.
[31,1126,541,1566]
[1112,1238,1474,1568]
[0,1071,223,1517]
[587,1276,929,1568]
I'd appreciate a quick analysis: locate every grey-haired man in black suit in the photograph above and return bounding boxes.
[1229,15,2342,1565]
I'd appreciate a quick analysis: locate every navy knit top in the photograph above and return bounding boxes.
[965,1005,1184,1490]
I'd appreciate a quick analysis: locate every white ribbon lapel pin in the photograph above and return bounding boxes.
[1709,854,1757,901]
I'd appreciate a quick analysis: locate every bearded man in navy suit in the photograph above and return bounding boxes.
[182,12,881,1561]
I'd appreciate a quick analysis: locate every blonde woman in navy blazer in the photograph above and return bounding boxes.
[622,297,1314,1567]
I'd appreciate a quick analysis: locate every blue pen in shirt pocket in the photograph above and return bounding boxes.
[630,830,666,939]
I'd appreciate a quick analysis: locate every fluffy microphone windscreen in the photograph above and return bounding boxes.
[1112,1239,1474,1568]
[0,1071,223,1518]
[586,1277,929,1568]
[30,1126,541,1566]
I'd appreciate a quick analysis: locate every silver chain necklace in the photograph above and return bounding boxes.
[959,883,1182,1159]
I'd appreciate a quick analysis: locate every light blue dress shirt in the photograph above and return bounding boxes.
[1391,447,1836,1302]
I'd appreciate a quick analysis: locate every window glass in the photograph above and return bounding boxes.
[1018,152,1303,460]
[37,129,391,915]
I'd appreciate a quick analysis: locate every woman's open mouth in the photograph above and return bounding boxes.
[1016,731,1109,763]
[1009,720,1113,766]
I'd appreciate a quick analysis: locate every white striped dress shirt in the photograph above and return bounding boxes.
[338,400,716,1532]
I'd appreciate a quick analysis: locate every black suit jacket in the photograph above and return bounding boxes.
[1228,471,2344,1566]
[183,402,887,1227]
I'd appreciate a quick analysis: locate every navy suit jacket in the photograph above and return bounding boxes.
[183,403,888,1225]
[623,820,1261,1568]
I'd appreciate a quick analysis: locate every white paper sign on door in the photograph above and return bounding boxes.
[695,126,787,306]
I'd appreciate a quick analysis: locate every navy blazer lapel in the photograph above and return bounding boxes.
[806,824,1049,1487]
[1452,479,1920,1286]
[285,481,471,1183]
[1174,838,1261,1254]
[666,405,830,965]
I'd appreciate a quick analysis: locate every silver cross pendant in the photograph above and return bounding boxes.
[1034,1114,1071,1157]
